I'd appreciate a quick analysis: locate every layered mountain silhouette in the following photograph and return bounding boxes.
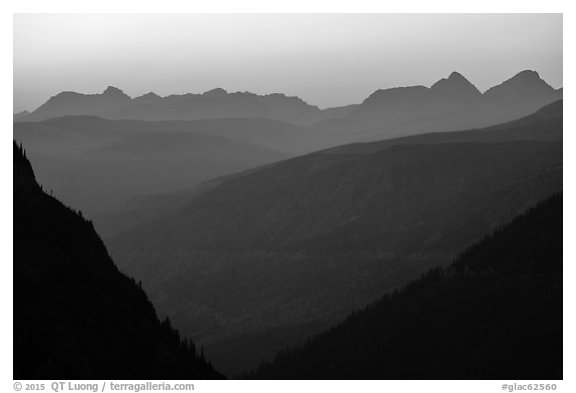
[16,71,561,138]
[317,70,562,144]
[13,117,312,215]
[13,142,223,379]
[24,86,132,121]
[484,70,559,101]
[13,69,563,378]
[430,71,482,101]
[251,193,562,379]
[19,87,354,126]
[14,71,562,219]
[106,101,562,376]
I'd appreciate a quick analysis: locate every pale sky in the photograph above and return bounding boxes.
[13,13,563,112]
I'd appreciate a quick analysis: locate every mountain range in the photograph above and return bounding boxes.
[18,86,355,126]
[17,71,561,142]
[14,70,562,219]
[316,70,562,144]
[13,70,563,378]
[105,100,562,376]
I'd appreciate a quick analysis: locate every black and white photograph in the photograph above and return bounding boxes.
[6,5,572,391]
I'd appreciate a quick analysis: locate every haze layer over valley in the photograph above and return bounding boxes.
[14,70,562,219]
[13,13,563,381]
[106,100,562,374]
[13,64,564,375]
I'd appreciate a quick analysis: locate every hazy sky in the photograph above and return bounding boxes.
[13,13,562,112]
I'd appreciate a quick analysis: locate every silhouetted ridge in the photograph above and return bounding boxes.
[251,194,562,379]
[13,141,223,379]
[483,70,556,100]
[18,70,561,133]
[103,85,129,97]
[363,85,429,104]
[203,88,228,98]
[133,92,162,103]
[513,69,541,80]
[13,142,36,191]
[430,71,481,100]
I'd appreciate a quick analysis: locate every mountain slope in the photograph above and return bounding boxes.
[430,71,482,101]
[110,101,562,252]
[13,142,223,379]
[251,193,562,379]
[24,86,132,121]
[314,70,562,144]
[484,70,559,102]
[107,102,562,376]
[326,99,562,155]
[93,99,562,240]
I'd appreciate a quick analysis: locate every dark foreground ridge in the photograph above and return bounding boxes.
[250,193,562,379]
[13,141,223,379]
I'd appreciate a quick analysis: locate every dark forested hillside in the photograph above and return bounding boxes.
[251,194,562,379]
[13,142,222,379]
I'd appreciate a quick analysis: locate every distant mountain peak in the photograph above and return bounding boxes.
[514,69,541,80]
[103,86,130,98]
[56,90,82,97]
[499,70,548,87]
[266,92,314,106]
[483,69,557,101]
[133,91,162,103]
[431,71,481,99]
[203,88,228,98]
[448,71,466,80]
